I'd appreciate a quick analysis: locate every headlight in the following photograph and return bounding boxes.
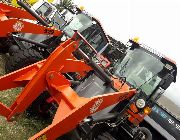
[136,99,145,109]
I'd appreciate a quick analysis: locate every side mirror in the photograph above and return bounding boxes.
[159,74,174,90]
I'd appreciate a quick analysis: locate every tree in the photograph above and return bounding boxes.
[56,0,73,11]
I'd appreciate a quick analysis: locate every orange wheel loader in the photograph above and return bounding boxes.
[0,1,114,75]
[0,30,177,140]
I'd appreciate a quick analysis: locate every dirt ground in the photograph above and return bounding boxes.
[0,55,47,140]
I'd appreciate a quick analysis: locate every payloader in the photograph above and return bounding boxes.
[0,30,177,140]
[0,0,115,73]
[0,0,177,139]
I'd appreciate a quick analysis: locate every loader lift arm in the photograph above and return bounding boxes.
[0,18,61,37]
[0,2,60,37]
[0,2,36,20]
[0,32,136,140]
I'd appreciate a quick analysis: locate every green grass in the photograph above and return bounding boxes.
[0,55,48,140]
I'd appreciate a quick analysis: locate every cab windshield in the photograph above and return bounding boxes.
[35,2,54,19]
[51,12,66,30]
[63,13,93,37]
[63,13,108,52]
[114,48,164,96]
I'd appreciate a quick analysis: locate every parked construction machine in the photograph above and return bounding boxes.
[0,28,177,140]
[0,1,61,55]
[0,1,177,140]
[0,0,112,73]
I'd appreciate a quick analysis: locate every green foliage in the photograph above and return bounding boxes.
[56,0,73,11]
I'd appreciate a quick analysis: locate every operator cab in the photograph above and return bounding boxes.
[33,0,56,19]
[62,11,109,53]
[113,40,177,103]
[33,1,109,53]
[49,8,110,59]
[32,0,67,29]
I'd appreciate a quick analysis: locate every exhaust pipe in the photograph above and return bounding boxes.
[17,0,49,27]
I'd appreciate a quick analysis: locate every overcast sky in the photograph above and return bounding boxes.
[74,0,180,106]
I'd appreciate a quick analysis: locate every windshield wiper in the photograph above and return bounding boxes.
[111,58,131,89]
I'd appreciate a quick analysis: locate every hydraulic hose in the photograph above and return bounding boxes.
[76,48,112,84]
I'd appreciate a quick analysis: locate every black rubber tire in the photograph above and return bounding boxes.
[96,132,116,140]
[26,91,52,119]
[137,127,152,140]
[57,129,82,140]
[8,45,20,56]
[5,48,51,118]
[60,131,116,140]
[5,48,43,73]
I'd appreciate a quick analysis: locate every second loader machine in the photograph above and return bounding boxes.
[0,30,177,140]
[0,0,112,73]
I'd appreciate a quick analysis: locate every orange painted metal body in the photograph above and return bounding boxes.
[0,2,61,37]
[0,3,150,139]
[0,32,136,139]
[127,105,152,126]
[127,103,147,126]
[0,2,36,20]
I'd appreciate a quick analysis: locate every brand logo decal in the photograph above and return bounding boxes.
[13,21,24,32]
[90,98,103,114]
